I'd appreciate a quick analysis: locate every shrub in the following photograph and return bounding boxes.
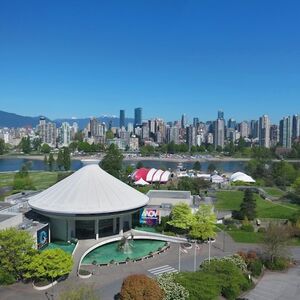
[240,224,254,232]
[175,271,220,300]
[78,269,90,276]
[226,224,238,231]
[264,257,290,271]
[248,259,263,277]
[200,258,251,300]
[0,269,16,285]
[120,274,164,300]
[257,227,266,233]
[157,273,189,300]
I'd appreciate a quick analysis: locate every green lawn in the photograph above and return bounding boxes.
[0,171,59,200]
[30,172,58,190]
[0,173,14,188]
[263,187,286,197]
[227,230,264,243]
[216,190,298,219]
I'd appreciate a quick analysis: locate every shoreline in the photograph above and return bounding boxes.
[1,154,251,163]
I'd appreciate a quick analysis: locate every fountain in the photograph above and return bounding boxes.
[117,233,134,254]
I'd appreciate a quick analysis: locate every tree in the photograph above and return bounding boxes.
[59,284,100,300]
[32,138,42,151]
[120,274,164,300]
[136,161,144,169]
[100,144,123,179]
[207,163,216,173]
[57,149,64,170]
[25,249,73,280]
[193,161,201,171]
[167,203,194,230]
[63,147,71,171]
[48,152,55,171]
[43,155,48,170]
[13,163,34,190]
[263,223,291,263]
[189,204,217,240]
[239,189,256,220]
[41,143,51,154]
[0,228,36,280]
[19,136,31,154]
[106,130,114,140]
[292,177,300,195]
[0,138,5,155]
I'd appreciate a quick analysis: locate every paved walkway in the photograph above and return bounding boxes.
[244,265,300,300]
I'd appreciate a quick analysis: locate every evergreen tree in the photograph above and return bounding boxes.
[100,144,123,179]
[239,189,257,220]
[48,152,55,171]
[57,149,64,170]
[63,147,71,171]
[193,161,202,171]
[19,136,31,154]
[0,138,5,155]
[43,155,48,170]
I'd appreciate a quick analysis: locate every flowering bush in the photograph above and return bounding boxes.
[157,273,189,300]
[200,254,248,274]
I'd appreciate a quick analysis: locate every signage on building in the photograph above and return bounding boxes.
[37,224,49,250]
[140,208,160,226]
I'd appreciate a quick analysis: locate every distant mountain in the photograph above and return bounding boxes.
[0,110,49,128]
[0,110,134,129]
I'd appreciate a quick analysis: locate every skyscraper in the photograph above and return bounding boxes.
[218,110,224,119]
[214,118,225,149]
[181,114,187,129]
[259,115,270,148]
[292,114,300,140]
[134,107,142,127]
[186,125,196,150]
[279,116,292,148]
[119,110,125,128]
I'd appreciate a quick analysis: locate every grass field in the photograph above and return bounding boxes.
[216,190,299,219]
[227,230,265,243]
[263,187,286,197]
[0,171,59,200]
[0,173,14,188]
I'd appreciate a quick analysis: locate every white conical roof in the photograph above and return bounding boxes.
[28,164,149,215]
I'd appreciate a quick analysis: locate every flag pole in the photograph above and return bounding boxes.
[178,244,181,272]
[208,237,211,264]
[194,242,197,272]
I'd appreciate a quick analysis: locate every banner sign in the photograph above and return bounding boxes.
[140,208,160,226]
[37,224,49,250]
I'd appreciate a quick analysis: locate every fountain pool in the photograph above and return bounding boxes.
[81,239,167,265]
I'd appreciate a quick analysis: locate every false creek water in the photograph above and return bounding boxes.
[0,157,246,173]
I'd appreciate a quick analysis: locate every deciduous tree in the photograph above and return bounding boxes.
[25,249,73,280]
[167,203,194,230]
[100,144,123,179]
[120,274,164,300]
[0,228,36,280]
[189,204,217,240]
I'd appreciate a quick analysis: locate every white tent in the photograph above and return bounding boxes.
[134,178,150,186]
[230,172,255,183]
[211,174,224,183]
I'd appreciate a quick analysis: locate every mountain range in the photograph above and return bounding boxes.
[0,110,134,129]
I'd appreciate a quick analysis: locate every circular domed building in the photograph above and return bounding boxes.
[28,164,149,241]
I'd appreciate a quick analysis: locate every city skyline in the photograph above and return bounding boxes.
[1,1,300,121]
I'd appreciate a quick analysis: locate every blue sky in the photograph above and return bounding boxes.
[0,0,299,123]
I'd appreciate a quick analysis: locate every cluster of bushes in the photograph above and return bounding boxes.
[263,257,290,271]
[238,251,263,277]
[173,255,251,300]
